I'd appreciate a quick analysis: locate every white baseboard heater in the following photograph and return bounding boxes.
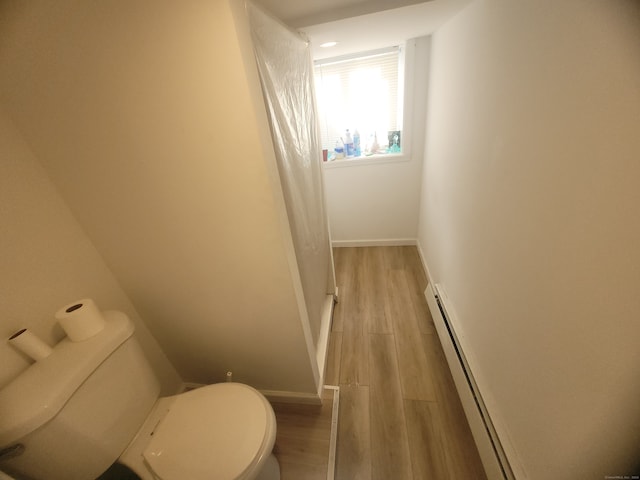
[425,284,515,480]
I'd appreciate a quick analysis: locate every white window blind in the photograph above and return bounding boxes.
[314,46,402,155]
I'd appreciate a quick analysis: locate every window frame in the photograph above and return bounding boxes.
[314,44,410,167]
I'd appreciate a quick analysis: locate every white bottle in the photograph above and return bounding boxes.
[334,138,345,159]
[370,132,379,154]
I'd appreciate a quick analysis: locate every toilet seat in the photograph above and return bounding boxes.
[142,383,276,480]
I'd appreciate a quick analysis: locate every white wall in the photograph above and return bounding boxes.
[0,110,182,394]
[0,0,319,394]
[323,36,430,245]
[418,0,640,478]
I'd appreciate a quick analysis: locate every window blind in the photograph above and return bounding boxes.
[314,47,401,153]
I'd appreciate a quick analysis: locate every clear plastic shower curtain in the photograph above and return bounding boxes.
[247,2,332,346]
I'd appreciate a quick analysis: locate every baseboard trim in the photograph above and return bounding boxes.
[261,389,323,405]
[332,238,417,248]
[181,382,322,405]
[415,240,435,287]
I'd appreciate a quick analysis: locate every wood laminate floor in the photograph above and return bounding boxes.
[274,246,487,480]
[272,387,337,480]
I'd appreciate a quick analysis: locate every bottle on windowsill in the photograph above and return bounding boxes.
[344,129,354,157]
[334,138,345,159]
[370,132,379,155]
[353,129,361,157]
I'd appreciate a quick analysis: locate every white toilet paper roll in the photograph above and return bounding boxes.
[8,328,53,361]
[55,298,106,342]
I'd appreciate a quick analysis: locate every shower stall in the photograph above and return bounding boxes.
[247,3,337,384]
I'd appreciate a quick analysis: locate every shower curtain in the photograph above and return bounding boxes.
[247,2,333,348]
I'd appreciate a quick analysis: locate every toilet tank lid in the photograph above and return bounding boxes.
[0,310,134,447]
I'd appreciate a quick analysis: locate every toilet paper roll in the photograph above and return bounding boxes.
[55,298,106,342]
[8,328,53,361]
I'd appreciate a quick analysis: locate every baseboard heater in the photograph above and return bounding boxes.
[425,284,515,480]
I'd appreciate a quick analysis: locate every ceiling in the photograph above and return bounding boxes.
[251,0,472,59]
[253,0,436,27]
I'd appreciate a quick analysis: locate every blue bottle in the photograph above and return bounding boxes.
[353,129,361,157]
[344,129,354,157]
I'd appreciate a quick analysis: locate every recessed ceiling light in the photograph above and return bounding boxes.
[320,41,338,48]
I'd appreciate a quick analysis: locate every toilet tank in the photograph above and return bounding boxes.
[0,311,160,480]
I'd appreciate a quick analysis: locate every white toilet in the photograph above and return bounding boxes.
[0,311,281,480]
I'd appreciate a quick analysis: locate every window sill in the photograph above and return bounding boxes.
[322,153,408,169]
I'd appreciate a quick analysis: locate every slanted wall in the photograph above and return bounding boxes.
[0,0,318,393]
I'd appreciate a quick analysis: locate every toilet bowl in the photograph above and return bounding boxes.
[121,383,280,480]
[0,310,281,480]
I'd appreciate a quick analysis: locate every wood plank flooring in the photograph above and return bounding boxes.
[273,246,487,480]
[331,246,486,480]
[272,387,336,480]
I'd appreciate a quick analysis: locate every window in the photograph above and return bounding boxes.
[314,46,403,160]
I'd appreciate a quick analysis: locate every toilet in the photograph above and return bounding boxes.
[0,310,280,480]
